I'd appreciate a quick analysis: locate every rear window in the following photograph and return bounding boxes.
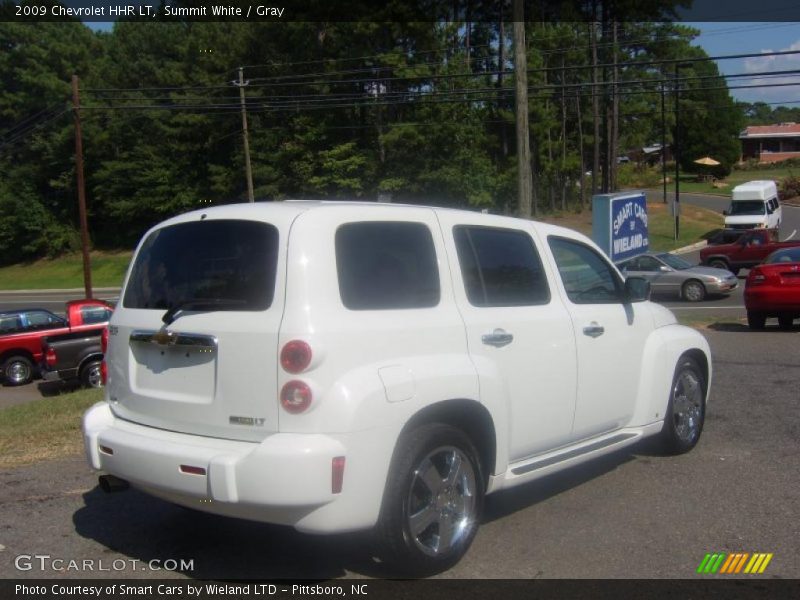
[335,222,440,310]
[123,220,279,311]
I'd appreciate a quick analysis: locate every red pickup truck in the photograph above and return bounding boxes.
[700,229,800,274]
[0,299,113,385]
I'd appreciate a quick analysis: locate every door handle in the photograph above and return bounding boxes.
[583,322,605,338]
[482,329,514,348]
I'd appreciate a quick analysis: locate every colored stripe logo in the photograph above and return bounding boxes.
[697,552,773,574]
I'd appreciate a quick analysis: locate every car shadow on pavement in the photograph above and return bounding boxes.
[37,380,82,397]
[482,446,640,524]
[73,486,390,579]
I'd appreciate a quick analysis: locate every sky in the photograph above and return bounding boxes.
[691,22,800,106]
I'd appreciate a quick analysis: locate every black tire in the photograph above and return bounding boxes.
[376,423,484,577]
[660,356,706,455]
[708,259,728,271]
[681,279,706,302]
[747,311,766,330]
[2,355,34,386]
[778,314,794,331]
[80,360,103,389]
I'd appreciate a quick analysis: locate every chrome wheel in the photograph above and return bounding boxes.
[682,280,705,302]
[407,446,478,557]
[377,423,484,575]
[82,362,103,388]
[672,367,703,445]
[4,356,32,386]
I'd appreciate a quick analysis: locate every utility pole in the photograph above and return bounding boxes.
[674,62,692,240]
[235,67,255,202]
[661,82,667,206]
[71,74,93,299]
[513,0,533,218]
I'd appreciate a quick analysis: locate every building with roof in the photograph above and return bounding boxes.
[740,123,800,163]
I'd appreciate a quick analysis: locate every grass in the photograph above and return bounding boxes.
[539,197,722,252]
[0,387,103,469]
[0,250,131,290]
[661,165,800,197]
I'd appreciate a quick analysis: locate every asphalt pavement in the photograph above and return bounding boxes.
[0,326,798,580]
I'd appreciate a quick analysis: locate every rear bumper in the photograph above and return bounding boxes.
[745,288,800,313]
[82,402,397,533]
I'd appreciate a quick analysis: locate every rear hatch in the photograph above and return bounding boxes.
[106,213,289,442]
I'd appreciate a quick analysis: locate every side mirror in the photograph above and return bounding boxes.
[659,265,671,272]
[624,276,651,303]
[722,209,728,216]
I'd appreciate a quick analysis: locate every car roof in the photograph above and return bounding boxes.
[144,200,588,242]
[0,308,58,316]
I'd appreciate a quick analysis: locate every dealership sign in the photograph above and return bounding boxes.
[591,191,649,262]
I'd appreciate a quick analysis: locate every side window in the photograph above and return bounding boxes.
[548,237,623,304]
[638,256,663,272]
[335,221,440,310]
[454,226,550,307]
[25,311,58,330]
[81,306,111,325]
[0,315,23,334]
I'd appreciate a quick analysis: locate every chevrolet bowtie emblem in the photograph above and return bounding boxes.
[151,329,177,346]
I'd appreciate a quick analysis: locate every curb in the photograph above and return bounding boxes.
[671,240,708,255]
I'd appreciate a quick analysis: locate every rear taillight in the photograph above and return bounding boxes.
[45,347,57,367]
[749,267,767,285]
[280,340,312,374]
[749,267,779,286]
[101,327,109,385]
[280,380,312,414]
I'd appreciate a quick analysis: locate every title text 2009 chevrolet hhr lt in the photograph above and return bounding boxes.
[83,202,710,574]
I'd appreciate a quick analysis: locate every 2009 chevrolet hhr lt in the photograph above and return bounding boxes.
[83,201,711,575]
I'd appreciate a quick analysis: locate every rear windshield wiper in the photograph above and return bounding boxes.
[162,298,247,325]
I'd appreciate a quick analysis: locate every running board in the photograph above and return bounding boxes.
[511,432,638,476]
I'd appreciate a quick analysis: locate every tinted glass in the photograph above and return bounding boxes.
[454,226,550,306]
[637,256,664,272]
[729,201,766,216]
[81,306,112,325]
[549,237,622,304]
[657,253,693,270]
[26,311,62,328]
[766,247,800,264]
[123,220,279,311]
[0,315,23,334]
[336,222,440,310]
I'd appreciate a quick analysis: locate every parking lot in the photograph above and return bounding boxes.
[1,197,798,580]
[1,323,798,580]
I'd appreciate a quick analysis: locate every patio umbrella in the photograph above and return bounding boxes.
[694,156,720,166]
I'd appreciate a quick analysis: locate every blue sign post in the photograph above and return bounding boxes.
[592,191,649,263]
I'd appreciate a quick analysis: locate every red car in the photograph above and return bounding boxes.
[0,299,113,385]
[744,247,800,330]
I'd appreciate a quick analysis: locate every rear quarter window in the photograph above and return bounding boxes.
[335,221,440,310]
[123,220,279,311]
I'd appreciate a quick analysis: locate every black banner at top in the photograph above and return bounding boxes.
[5,0,800,23]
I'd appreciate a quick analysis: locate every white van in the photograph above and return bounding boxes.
[724,180,781,230]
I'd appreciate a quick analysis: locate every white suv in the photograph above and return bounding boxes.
[83,201,711,574]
